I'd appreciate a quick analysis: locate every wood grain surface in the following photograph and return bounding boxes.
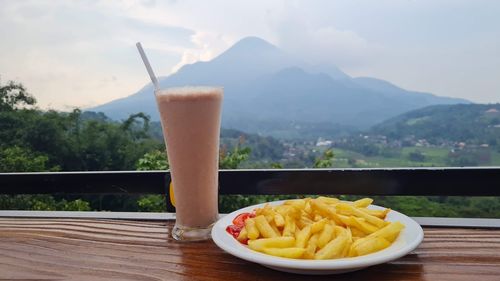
[0,218,499,281]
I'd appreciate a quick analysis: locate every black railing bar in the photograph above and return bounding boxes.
[0,211,499,228]
[1,168,500,197]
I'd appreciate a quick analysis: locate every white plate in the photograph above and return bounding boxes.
[211,200,424,275]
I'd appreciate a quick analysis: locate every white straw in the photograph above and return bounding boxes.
[136,42,159,91]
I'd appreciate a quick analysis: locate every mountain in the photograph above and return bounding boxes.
[89,36,469,136]
[371,103,500,145]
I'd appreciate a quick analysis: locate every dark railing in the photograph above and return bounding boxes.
[1,167,500,227]
[1,167,499,211]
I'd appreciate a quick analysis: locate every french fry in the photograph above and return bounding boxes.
[341,227,353,258]
[237,227,248,242]
[360,208,390,219]
[367,221,404,242]
[284,199,306,209]
[317,196,340,205]
[303,234,319,259]
[317,223,334,249]
[350,227,367,238]
[274,213,285,228]
[263,207,277,223]
[315,230,348,260]
[282,215,296,237]
[336,203,386,228]
[328,219,336,227]
[297,215,314,229]
[353,198,373,208]
[311,218,328,234]
[255,215,278,238]
[276,205,300,219]
[295,225,312,248]
[265,215,274,223]
[351,237,390,256]
[255,204,270,216]
[304,201,313,215]
[245,218,259,240]
[338,214,352,226]
[310,199,343,225]
[310,199,330,217]
[350,216,379,234]
[270,221,281,236]
[261,247,306,259]
[248,237,295,251]
[313,214,323,221]
[294,225,301,240]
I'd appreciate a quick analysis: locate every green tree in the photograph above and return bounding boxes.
[136,150,169,170]
[0,80,36,111]
[219,145,251,169]
[270,162,284,169]
[0,146,58,172]
[137,195,166,212]
[0,195,91,211]
[313,149,334,168]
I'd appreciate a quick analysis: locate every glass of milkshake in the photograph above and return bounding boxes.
[155,86,222,241]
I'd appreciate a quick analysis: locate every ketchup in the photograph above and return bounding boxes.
[225,212,255,244]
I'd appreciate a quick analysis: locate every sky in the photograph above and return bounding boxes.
[0,0,499,110]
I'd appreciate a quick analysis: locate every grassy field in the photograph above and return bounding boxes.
[491,151,500,164]
[331,146,500,168]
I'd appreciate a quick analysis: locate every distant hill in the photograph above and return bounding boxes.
[371,103,500,145]
[220,128,285,162]
[89,36,469,136]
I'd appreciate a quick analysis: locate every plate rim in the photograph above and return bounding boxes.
[211,199,424,271]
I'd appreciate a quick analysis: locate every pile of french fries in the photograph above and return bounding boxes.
[236,197,404,259]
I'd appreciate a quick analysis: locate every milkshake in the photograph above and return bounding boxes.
[155,86,222,241]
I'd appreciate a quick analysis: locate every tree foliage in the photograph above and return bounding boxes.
[0,195,91,211]
[0,80,162,211]
[136,150,169,171]
[313,149,334,168]
[219,145,251,169]
[0,146,58,172]
[0,107,161,171]
[372,103,500,146]
[0,80,36,111]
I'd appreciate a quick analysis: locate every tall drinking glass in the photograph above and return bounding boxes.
[155,86,222,241]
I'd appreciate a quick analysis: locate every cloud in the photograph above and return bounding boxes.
[0,0,499,109]
[171,32,234,73]
[266,3,383,69]
[0,0,195,109]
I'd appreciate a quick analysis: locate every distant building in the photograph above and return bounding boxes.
[316,140,333,146]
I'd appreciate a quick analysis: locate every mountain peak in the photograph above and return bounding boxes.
[213,37,281,62]
[90,36,467,131]
[231,36,278,51]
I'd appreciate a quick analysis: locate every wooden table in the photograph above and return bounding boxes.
[1,218,499,281]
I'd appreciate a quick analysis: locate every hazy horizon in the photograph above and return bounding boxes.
[1,0,499,110]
